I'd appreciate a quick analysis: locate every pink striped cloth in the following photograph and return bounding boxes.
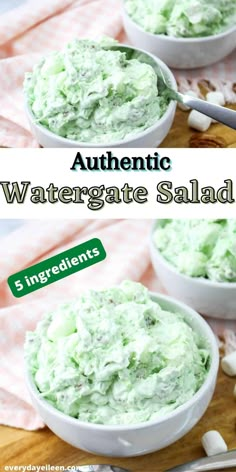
[0,219,236,431]
[0,0,235,148]
[174,50,236,103]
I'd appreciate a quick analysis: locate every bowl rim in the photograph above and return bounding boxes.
[150,220,236,289]
[123,3,236,43]
[25,44,177,148]
[26,291,219,432]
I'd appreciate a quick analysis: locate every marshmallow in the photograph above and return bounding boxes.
[206,91,225,106]
[201,431,228,457]
[221,351,236,376]
[188,110,212,132]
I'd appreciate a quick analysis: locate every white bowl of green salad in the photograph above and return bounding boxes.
[25,281,219,457]
[123,0,236,69]
[150,219,236,319]
[24,38,177,148]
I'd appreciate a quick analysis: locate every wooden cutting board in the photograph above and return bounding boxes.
[1,368,236,472]
[160,105,236,148]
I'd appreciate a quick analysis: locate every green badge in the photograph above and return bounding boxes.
[8,238,106,298]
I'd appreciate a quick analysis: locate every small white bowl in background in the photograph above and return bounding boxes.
[122,4,236,69]
[25,46,177,148]
[150,222,236,320]
[26,292,219,457]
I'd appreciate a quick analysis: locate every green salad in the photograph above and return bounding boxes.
[125,0,236,37]
[154,219,236,282]
[25,281,210,425]
[24,38,168,143]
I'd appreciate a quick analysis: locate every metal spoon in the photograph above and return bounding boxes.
[108,45,236,130]
[70,449,236,471]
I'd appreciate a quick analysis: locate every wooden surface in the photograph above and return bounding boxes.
[1,368,236,472]
[160,105,236,148]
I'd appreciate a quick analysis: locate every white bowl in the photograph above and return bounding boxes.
[25,46,177,148]
[123,5,236,69]
[150,223,236,320]
[26,292,219,458]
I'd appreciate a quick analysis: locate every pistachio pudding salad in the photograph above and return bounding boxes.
[125,0,236,37]
[25,281,210,425]
[153,219,236,282]
[24,38,170,145]
[123,0,236,68]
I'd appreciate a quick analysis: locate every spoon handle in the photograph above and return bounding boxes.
[176,92,236,130]
[167,449,236,471]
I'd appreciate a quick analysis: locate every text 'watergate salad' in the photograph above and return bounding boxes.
[125,0,236,37]
[25,281,210,425]
[154,219,236,282]
[24,38,169,144]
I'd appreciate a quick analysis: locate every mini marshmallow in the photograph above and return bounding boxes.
[188,110,212,132]
[206,92,225,123]
[178,90,198,111]
[201,430,228,457]
[221,351,236,376]
[206,91,225,106]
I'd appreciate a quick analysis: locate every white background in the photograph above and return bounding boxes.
[0,148,235,219]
